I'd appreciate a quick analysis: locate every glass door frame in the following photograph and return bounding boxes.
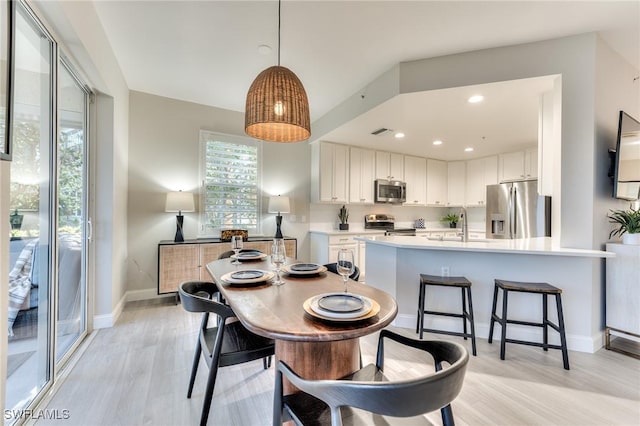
[5,1,93,419]
[53,54,91,372]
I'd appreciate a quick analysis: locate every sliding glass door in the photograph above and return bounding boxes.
[6,1,54,417]
[55,60,89,363]
[5,2,90,421]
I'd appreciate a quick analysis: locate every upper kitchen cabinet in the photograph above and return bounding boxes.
[349,147,376,204]
[426,159,448,206]
[465,155,498,206]
[311,141,349,203]
[447,161,466,206]
[498,148,538,182]
[375,151,404,181]
[404,155,427,206]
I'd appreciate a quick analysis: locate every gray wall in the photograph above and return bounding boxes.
[127,91,311,296]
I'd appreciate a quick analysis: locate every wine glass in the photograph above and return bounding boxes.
[337,249,355,293]
[271,239,286,285]
[231,235,243,265]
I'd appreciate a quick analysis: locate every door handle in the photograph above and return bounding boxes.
[87,217,93,242]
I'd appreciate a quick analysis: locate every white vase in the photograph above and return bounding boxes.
[622,233,640,245]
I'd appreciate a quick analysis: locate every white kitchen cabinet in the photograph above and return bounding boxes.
[403,155,427,206]
[311,141,349,203]
[375,151,404,181]
[447,161,466,206]
[426,159,448,206]
[349,147,376,204]
[499,148,538,182]
[310,232,384,282]
[525,148,538,180]
[465,155,497,206]
[605,243,640,351]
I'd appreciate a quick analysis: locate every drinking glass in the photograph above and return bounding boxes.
[337,249,355,292]
[231,235,243,265]
[271,239,286,285]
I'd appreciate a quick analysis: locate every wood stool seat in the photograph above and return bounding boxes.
[489,278,569,370]
[495,279,562,294]
[421,274,472,288]
[416,274,476,356]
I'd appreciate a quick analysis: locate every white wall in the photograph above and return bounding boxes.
[127,91,311,296]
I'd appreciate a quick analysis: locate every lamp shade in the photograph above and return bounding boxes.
[268,195,290,214]
[245,66,311,143]
[165,191,195,213]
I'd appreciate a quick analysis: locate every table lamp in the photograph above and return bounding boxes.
[165,191,195,242]
[268,195,290,239]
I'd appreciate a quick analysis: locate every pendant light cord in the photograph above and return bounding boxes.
[277,0,281,66]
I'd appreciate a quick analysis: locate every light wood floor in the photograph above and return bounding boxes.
[36,299,640,426]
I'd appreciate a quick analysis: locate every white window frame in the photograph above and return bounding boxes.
[199,130,263,236]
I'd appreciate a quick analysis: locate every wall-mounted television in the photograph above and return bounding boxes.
[613,111,640,201]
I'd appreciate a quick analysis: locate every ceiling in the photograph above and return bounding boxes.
[93,1,639,158]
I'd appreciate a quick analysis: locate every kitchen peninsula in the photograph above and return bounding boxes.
[357,235,614,353]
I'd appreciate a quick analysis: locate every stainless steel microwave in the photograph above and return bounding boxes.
[374,179,406,204]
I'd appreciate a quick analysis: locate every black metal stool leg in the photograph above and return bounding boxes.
[461,287,468,340]
[417,282,425,339]
[556,294,570,370]
[466,287,477,356]
[488,284,499,344]
[543,293,549,351]
[500,288,508,360]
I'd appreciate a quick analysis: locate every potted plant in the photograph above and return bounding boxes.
[338,205,349,230]
[608,207,640,245]
[9,209,23,230]
[440,213,460,229]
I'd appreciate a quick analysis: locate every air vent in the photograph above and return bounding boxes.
[371,128,392,136]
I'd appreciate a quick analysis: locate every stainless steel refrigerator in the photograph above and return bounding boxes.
[486,180,551,239]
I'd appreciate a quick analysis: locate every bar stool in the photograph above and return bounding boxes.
[488,279,570,370]
[416,274,477,356]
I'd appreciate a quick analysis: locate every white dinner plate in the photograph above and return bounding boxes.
[221,269,274,284]
[303,295,380,322]
[308,293,373,319]
[283,263,328,275]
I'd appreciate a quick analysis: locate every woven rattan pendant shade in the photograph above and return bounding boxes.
[245,65,310,143]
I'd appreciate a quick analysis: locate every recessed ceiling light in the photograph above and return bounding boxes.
[433,140,443,145]
[257,44,272,55]
[468,95,484,103]
[465,147,474,152]
[394,132,405,139]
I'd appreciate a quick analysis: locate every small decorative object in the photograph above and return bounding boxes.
[165,191,196,243]
[9,209,23,230]
[608,207,640,245]
[415,218,425,229]
[441,213,460,229]
[268,195,291,239]
[338,205,349,230]
[220,229,248,242]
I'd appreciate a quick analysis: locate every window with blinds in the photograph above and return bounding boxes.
[200,131,261,233]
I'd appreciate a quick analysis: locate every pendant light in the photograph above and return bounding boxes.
[245,0,310,143]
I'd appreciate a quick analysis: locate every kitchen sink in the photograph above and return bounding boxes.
[425,236,498,243]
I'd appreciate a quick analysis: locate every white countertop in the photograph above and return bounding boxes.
[308,228,484,236]
[355,235,614,258]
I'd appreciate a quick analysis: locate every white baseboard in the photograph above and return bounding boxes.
[393,313,602,353]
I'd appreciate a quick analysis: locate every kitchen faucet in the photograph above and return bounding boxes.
[458,207,468,242]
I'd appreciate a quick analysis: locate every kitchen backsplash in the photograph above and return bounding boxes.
[309,203,486,231]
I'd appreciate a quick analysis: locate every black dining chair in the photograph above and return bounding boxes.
[323,263,360,281]
[179,281,275,426]
[274,329,469,426]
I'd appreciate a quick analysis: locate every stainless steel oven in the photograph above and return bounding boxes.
[374,179,406,204]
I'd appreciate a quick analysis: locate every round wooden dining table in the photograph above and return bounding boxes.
[206,257,398,394]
